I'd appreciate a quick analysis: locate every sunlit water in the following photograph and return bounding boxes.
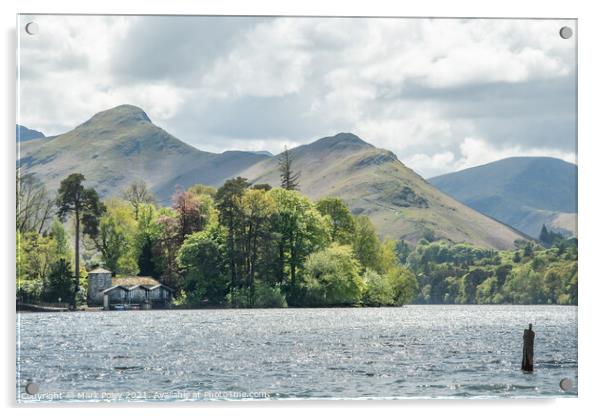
[16,305,577,401]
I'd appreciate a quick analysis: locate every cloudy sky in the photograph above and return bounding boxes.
[18,15,576,177]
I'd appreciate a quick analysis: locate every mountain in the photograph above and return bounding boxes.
[240,133,526,249]
[18,106,528,249]
[429,157,577,238]
[17,105,269,203]
[250,150,273,156]
[16,124,45,142]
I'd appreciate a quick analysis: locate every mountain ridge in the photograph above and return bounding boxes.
[429,157,577,238]
[240,133,526,249]
[16,124,45,142]
[17,104,270,203]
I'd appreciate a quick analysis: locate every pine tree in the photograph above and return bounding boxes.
[513,251,521,263]
[56,173,105,308]
[278,147,300,191]
[539,225,550,245]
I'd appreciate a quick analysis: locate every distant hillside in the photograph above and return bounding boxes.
[17,105,269,203]
[241,133,526,249]
[16,124,45,142]
[429,157,577,238]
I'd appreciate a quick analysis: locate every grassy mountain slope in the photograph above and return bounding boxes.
[429,157,577,238]
[241,133,526,249]
[17,105,269,203]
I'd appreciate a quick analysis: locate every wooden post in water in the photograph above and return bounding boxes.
[521,323,535,372]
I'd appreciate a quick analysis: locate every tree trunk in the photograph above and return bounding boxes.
[290,235,296,288]
[74,210,80,309]
[278,240,285,285]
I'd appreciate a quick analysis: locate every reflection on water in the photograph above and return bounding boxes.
[17,305,577,401]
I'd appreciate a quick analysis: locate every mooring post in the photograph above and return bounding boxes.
[521,323,535,372]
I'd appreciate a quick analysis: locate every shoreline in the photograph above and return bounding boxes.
[16,303,578,313]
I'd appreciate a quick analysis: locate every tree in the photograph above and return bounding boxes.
[49,218,69,261]
[385,266,418,306]
[133,203,161,277]
[363,269,394,306]
[177,231,228,305]
[523,242,534,258]
[240,189,276,305]
[188,183,217,199]
[17,232,54,284]
[153,209,181,289]
[513,251,521,263]
[43,259,74,303]
[539,225,550,245]
[316,197,355,245]
[16,170,54,233]
[269,189,330,291]
[352,216,382,271]
[56,173,105,308]
[460,268,490,303]
[252,183,272,191]
[301,244,365,306]
[121,180,155,220]
[395,239,412,264]
[278,146,300,191]
[216,177,249,303]
[172,189,205,242]
[95,200,139,276]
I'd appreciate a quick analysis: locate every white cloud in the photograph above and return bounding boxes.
[17,15,576,176]
[407,137,577,178]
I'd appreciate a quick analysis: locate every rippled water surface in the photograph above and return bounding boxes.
[17,305,577,401]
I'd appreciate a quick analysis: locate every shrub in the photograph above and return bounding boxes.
[301,244,365,306]
[362,269,394,306]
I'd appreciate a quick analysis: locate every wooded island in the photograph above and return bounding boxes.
[17,149,577,309]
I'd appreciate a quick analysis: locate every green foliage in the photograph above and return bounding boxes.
[316,197,355,245]
[409,239,577,305]
[95,199,139,276]
[133,203,161,277]
[299,244,365,306]
[362,269,394,306]
[49,218,69,260]
[539,224,572,248]
[227,282,288,308]
[177,231,228,306]
[121,180,155,220]
[278,146,300,191]
[189,183,217,198]
[216,177,250,302]
[56,173,105,239]
[17,170,577,309]
[56,173,106,306]
[395,239,411,264]
[17,229,70,303]
[270,188,330,290]
[386,266,418,306]
[43,259,74,303]
[352,215,382,272]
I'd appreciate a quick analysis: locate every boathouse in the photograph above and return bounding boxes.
[87,268,174,310]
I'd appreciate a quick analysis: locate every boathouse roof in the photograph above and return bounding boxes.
[149,284,175,293]
[102,285,129,294]
[89,267,112,274]
[112,276,160,287]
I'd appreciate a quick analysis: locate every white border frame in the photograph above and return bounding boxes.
[3,1,601,415]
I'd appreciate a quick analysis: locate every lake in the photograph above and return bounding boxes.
[16,305,577,401]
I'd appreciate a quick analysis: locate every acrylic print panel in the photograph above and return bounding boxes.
[16,15,577,402]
